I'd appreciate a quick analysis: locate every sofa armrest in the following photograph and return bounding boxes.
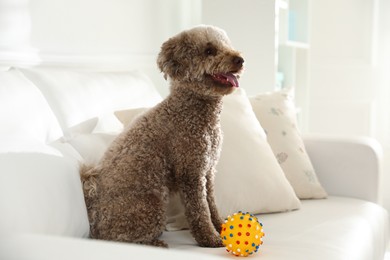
[303,135,383,203]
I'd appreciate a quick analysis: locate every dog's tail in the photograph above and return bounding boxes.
[79,164,99,200]
[79,164,100,237]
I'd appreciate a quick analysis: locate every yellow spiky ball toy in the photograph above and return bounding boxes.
[220,211,265,257]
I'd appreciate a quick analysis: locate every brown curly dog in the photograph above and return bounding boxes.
[80,25,244,248]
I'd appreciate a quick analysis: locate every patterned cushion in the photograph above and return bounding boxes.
[250,89,327,199]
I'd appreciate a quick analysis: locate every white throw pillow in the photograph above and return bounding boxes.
[250,89,327,199]
[63,118,117,165]
[216,89,300,217]
[67,133,117,165]
[67,108,151,165]
[114,108,149,128]
[115,89,300,231]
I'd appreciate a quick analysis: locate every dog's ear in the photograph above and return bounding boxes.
[157,33,192,81]
[157,36,181,80]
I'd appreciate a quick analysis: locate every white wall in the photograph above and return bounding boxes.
[0,0,278,96]
[0,0,202,95]
[373,0,390,219]
[308,0,377,136]
[202,0,277,95]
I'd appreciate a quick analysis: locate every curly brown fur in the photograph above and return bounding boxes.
[80,25,244,248]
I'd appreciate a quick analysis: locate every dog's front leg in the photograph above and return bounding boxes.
[179,175,224,248]
[206,170,224,233]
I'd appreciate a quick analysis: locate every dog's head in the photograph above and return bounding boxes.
[157,25,244,96]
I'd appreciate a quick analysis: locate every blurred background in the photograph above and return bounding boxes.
[0,0,389,228]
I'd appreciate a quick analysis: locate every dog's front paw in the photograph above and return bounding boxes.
[213,218,224,233]
[197,234,224,248]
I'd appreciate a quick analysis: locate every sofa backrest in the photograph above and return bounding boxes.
[0,68,63,144]
[20,68,162,138]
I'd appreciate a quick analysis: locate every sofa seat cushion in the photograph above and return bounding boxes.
[1,234,224,260]
[162,196,389,260]
[0,198,387,260]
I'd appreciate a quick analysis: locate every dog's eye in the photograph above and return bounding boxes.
[205,46,217,56]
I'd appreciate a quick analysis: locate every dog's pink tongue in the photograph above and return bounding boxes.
[223,73,239,88]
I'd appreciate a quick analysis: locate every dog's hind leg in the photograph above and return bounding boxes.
[95,188,169,248]
[132,191,169,248]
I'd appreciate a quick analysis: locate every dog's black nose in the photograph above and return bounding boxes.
[233,56,244,66]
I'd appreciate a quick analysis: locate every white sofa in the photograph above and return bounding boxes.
[0,67,388,260]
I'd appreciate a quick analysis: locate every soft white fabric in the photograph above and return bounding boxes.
[114,107,149,128]
[67,118,99,136]
[67,133,116,165]
[63,118,116,164]
[20,68,162,137]
[67,108,150,168]
[0,68,62,142]
[250,89,327,199]
[0,141,89,238]
[163,196,389,260]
